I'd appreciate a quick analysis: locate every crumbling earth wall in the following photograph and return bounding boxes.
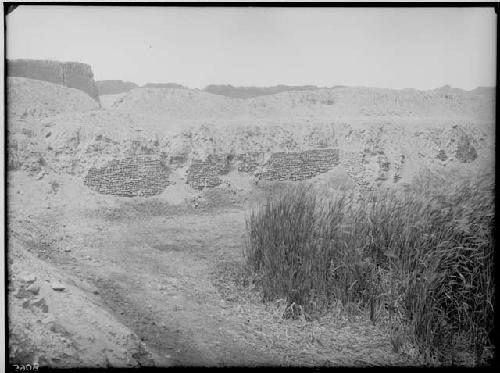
[83,156,170,197]
[7,59,100,102]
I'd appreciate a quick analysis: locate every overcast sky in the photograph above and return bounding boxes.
[6,6,497,90]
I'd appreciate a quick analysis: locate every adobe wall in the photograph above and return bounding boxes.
[83,156,170,197]
[7,59,100,102]
[259,148,339,181]
[62,62,100,101]
[7,59,63,85]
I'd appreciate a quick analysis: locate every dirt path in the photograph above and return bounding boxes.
[9,196,411,366]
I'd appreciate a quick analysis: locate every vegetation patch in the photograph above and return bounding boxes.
[244,172,494,365]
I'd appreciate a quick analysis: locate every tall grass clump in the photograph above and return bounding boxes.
[244,171,494,364]
[244,183,336,312]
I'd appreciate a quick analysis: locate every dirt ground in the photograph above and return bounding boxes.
[7,171,417,367]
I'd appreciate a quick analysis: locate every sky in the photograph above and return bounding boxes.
[5,6,497,90]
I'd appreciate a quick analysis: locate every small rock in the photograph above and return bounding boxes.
[49,321,66,334]
[15,286,32,299]
[27,284,40,295]
[31,297,49,313]
[64,248,72,252]
[19,274,36,284]
[93,290,99,295]
[41,314,56,324]
[51,283,66,291]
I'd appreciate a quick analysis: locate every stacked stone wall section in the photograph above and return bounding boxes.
[186,154,231,190]
[84,156,170,197]
[237,152,263,173]
[259,148,339,181]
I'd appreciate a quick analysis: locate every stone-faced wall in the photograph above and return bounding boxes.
[7,59,100,102]
[84,156,170,197]
[259,148,339,181]
[237,152,263,173]
[187,154,231,190]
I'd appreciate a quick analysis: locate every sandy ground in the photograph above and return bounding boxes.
[7,170,416,367]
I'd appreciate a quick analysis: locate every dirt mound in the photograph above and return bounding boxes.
[99,92,129,108]
[7,77,100,121]
[110,87,246,119]
[8,229,158,367]
[110,85,494,121]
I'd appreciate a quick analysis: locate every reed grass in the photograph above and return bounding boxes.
[244,172,494,364]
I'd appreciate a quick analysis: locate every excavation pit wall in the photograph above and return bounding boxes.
[83,156,171,197]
